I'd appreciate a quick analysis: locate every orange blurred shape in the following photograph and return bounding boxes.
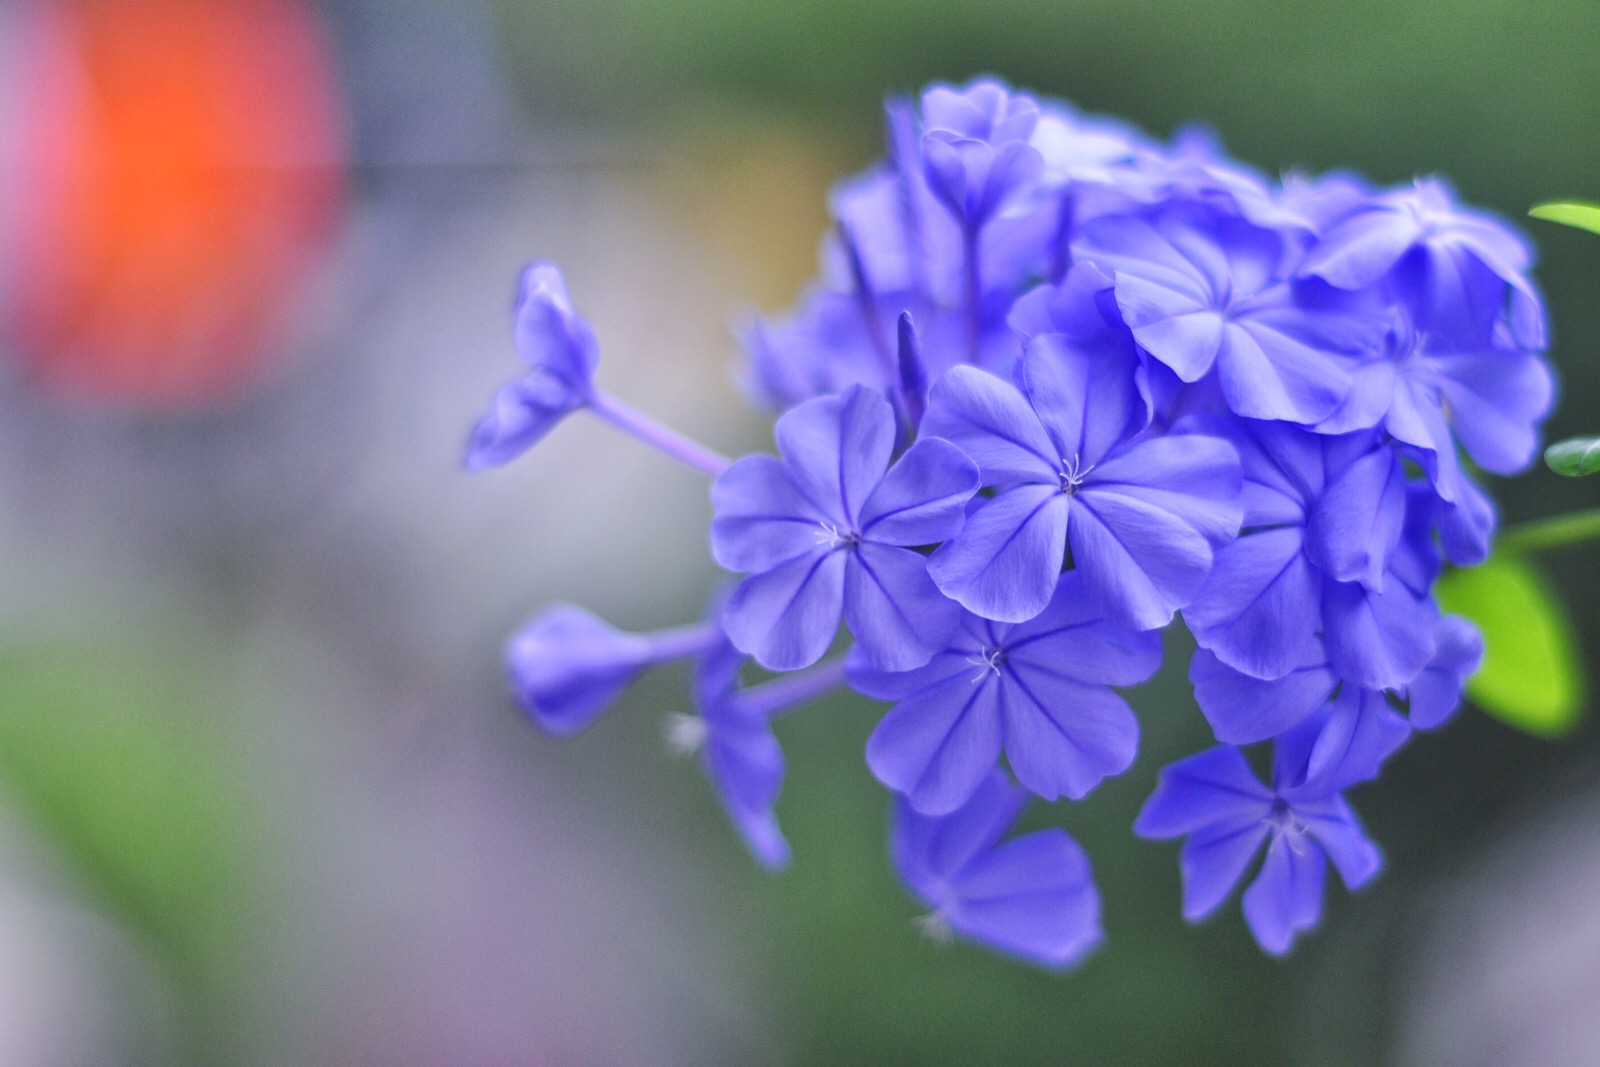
[2,0,345,408]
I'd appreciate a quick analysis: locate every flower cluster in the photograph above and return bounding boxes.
[468,79,1550,964]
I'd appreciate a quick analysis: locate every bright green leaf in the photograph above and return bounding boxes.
[1530,200,1600,236]
[1545,436,1600,477]
[1435,556,1585,737]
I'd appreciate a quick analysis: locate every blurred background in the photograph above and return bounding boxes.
[0,0,1597,1063]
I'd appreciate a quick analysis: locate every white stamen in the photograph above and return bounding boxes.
[914,912,954,945]
[965,646,1006,683]
[816,521,861,549]
[664,712,707,755]
[1059,453,1095,494]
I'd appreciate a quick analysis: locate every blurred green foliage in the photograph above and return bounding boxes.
[1437,557,1585,737]
[0,631,288,1066]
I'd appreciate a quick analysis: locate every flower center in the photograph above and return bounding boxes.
[1058,454,1094,495]
[966,645,1007,682]
[816,521,862,549]
[1267,797,1310,851]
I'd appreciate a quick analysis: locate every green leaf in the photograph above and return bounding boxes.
[1530,200,1600,236]
[1545,436,1600,477]
[1435,557,1585,737]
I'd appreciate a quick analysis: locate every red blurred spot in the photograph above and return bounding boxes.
[3,0,346,408]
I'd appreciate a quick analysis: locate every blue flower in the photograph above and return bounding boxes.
[478,81,1548,964]
[682,637,792,870]
[853,570,1160,814]
[1076,203,1378,425]
[919,79,1044,230]
[1191,613,1483,754]
[507,606,719,737]
[1134,745,1383,956]
[1182,420,1439,689]
[466,263,599,470]
[1320,309,1552,497]
[894,770,1103,969]
[1298,178,1547,351]
[711,385,980,671]
[922,270,1241,627]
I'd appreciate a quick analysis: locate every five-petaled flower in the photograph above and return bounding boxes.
[711,385,980,671]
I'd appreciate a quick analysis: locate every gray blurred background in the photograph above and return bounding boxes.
[0,0,1597,1063]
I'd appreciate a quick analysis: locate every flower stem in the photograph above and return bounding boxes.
[588,389,731,478]
[1496,507,1600,555]
[744,655,850,719]
[643,621,725,663]
[963,223,983,364]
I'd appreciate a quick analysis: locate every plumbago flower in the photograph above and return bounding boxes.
[465,76,1555,964]
[1133,743,1383,956]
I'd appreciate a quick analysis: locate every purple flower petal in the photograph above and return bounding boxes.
[1298,208,1421,289]
[710,454,831,572]
[512,262,600,383]
[774,386,896,524]
[722,550,848,671]
[1180,819,1270,921]
[1296,687,1411,788]
[942,830,1103,969]
[506,605,651,736]
[922,366,1059,481]
[1134,746,1273,839]
[1005,573,1163,686]
[1018,332,1149,466]
[1190,647,1337,745]
[1241,835,1327,956]
[1000,669,1140,801]
[464,372,586,471]
[893,770,1103,969]
[928,485,1069,623]
[1088,433,1244,547]
[844,542,962,671]
[1184,528,1322,681]
[895,769,1025,882]
[867,672,1006,815]
[1215,319,1351,424]
[1292,795,1384,890]
[1069,486,1215,631]
[1321,578,1438,691]
[1405,615,1483,730]
[858,438,981,545]
[1305,445,1407,590]
[1433,349,1556,475]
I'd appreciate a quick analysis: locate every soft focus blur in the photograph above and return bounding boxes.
[0,0,1597,1064]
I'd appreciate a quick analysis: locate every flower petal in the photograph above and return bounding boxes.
[945,830,1103,969]
[1305,445,1407,591]
[1216,320,1350,425]
[1179,819,1270,921]
[866,672,1004,816]
[722,550,848,671]
[845,542,962,671]
[928,485,1069,623]
[858,438,981,545]
[1070,487,1216,631]
[774,386,896,523]
[1134,746,1273,839]
[710,454,831,572]
[1000,670,1140,801]
[1241,835,1327,956]
[921,366,1059,482]
[1184,528,1323,681]
[1189,647,1337,745]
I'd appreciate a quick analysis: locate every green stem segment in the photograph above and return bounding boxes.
[1496,507,1600,555]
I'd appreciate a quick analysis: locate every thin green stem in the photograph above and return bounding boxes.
[1496,507,1600,555]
